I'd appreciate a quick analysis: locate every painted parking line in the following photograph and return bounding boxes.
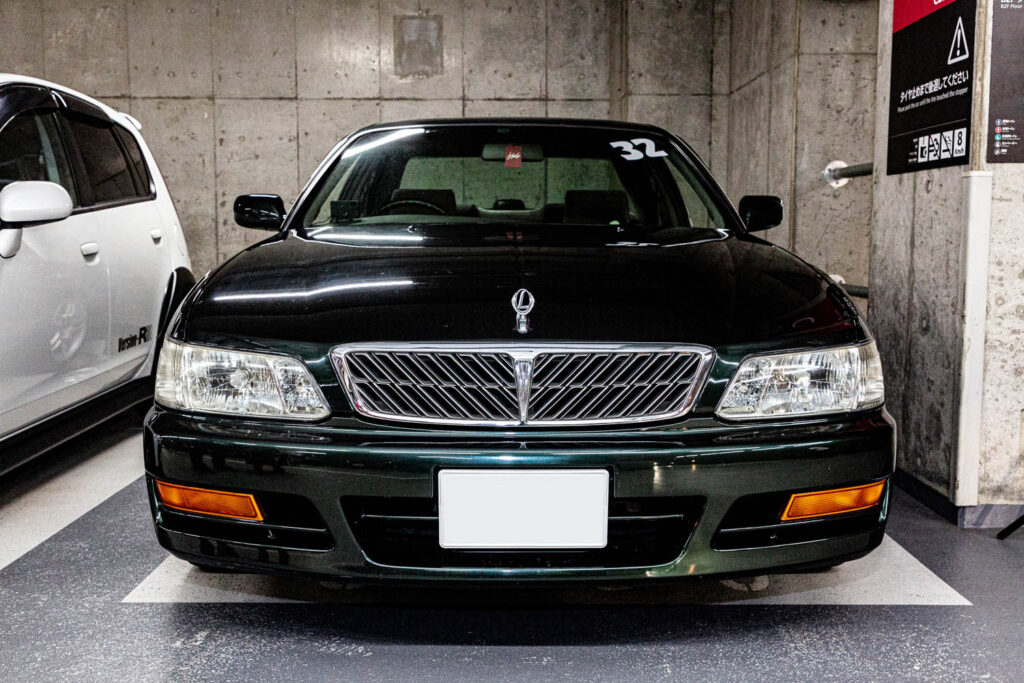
[123,535,970,605]
[0,433,144,572]
[716,535,970,605]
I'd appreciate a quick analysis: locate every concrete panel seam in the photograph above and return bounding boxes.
[797,51,879,57]
[209,0,216,96]
[210,0,217,261]
[379,0,384,102]
[544,0,549,105]
[970,0,993,170]
[900,173,918,476]
[106,96,631,103]
[788,1,802,252]
[460,0,465,114]
[123,0,131,98]
[211,92,219,261]
[608,0,626,120]
[41,2,48,82]
[621,90,715,97]
[294,1,299,193]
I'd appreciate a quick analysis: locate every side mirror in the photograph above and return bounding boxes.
[234,194,285,230]
[0,181,73,226]
[738,195,783,232]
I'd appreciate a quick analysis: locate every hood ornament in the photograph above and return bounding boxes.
[511,288,534,334]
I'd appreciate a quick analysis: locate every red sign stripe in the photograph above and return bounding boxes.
[893,0,960,33]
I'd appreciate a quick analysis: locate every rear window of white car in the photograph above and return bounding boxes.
[64,116,152,206]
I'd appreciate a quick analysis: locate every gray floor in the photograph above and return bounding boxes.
[1,414,1022,682]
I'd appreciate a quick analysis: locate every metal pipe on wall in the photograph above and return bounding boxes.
[822,161,875,189]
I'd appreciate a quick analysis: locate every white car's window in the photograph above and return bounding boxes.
[64,115,138,205]
[0,111,77,204]
[113,126,154,196]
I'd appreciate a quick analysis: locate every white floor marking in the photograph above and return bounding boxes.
[123,559,328,604]
[123,534,970,605]
[715,535,971,605]
[0,433,144,572]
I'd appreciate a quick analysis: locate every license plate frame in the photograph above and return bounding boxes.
[437,469,610,549]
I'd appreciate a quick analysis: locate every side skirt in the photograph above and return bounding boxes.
[0,378,152,477]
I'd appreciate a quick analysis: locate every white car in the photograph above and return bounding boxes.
[0,75,194,473]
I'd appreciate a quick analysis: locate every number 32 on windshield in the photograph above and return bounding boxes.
[609,138,668,161]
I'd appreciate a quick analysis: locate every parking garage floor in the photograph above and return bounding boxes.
[2,414,1022,681]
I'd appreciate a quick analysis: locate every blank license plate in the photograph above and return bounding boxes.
[438,469,609,549]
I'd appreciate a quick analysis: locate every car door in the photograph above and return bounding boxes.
[0,90,111,438]
[58,102,166,383]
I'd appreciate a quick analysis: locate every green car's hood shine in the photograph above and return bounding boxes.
[176,225,863,351]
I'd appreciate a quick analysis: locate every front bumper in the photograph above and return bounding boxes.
[144,408,895,581]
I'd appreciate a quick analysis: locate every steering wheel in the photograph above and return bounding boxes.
[375,199,448,216]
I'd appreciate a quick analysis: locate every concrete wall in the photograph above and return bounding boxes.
[979,163,1024,504]
[723,0,878,285]
[974,0,1024,506]
[870,0,1024,511]
[0,0,722,277]
[869,0,966,496]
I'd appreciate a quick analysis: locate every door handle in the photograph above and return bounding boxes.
[80,242,99,257]
[150,228,163,243]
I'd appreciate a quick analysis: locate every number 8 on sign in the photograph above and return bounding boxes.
[953,128,967,157]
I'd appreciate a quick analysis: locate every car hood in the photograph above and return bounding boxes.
[178,224,858,349]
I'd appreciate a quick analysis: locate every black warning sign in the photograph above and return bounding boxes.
[887,0,975,175]
[987,1,1024,163]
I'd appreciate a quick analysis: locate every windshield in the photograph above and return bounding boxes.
[298,125,727,231]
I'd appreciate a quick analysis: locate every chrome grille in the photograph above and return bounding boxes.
[333,344,713,427]
[529,351,703,422]
[340,351,519,423]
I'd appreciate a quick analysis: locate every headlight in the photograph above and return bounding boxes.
[155,340,330,420]
[716,341,884,420]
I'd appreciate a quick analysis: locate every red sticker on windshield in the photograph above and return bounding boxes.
[505,144,523,168]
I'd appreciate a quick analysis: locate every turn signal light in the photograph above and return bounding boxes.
[155,481,264,522]
[781,481,886,521]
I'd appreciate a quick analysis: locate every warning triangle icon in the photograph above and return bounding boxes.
[948,16,969,65]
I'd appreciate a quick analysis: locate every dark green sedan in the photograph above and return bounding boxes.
[145,119,895,581]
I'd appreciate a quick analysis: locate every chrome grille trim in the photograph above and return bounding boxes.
[528,351,705,423]
[332,343,714,427]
